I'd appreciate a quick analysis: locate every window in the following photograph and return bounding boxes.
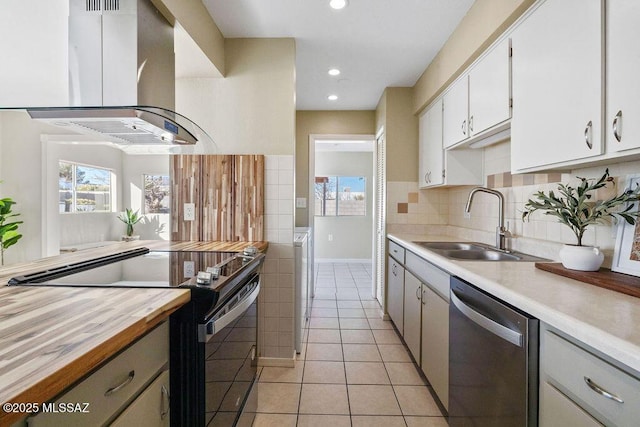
[59,161,112,213]
[315,176,366,216]
[144,174,170,214]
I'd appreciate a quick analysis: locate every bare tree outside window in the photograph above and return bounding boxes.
[315,176,365,216]
[144,175,170,214]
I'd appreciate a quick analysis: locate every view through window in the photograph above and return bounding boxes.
[144,175,171,214]
[315,176,366,216]
[58,161,112,213]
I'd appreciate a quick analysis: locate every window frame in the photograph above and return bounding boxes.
[314,175,367,217]
[59,160,114,214]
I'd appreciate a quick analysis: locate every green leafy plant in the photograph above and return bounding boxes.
[0,195,23,266]
[118,208,142,237]
[522,169,640,246]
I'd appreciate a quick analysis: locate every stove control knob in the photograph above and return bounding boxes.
[206,266,221,280]
[196,271,213,285]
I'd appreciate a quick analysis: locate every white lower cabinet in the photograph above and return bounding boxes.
[540,324,640,426]
[403,271,422,363]
[387,255,404,335]
[28,322,169,427]
[420,284,449,410]
[110,370,170,427]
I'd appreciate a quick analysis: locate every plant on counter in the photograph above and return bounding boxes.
[0,189,23,266]
[522,169,640,271]
[118,208,142,239]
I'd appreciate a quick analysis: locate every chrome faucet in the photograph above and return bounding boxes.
[464,187,511,251]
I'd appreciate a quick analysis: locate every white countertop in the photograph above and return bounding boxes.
[388,233,640,375]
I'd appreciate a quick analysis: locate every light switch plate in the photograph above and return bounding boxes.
[184,203,195,221]
[296,197,307,208]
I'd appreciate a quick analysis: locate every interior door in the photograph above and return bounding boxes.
[374,132,386,304]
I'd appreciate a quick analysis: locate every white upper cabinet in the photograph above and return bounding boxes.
[468,38,511,137]
[443,76,469,148]
[419,99,444,188]
[606,0,640,153]
[510,0,604,172]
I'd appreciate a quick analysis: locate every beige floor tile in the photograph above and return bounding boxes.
[338,308,367,318]
[405,416,449,427]
[308,329,342,343]
[311,308,338,318]
[306,343,343,361]
[337,300,362,308]
[299,384,350,415]
[304,361,346,383]
[259,362,304,383]
[378,345,412,362]
[343,344,382,362]
[394,385,443,416]
[312,300,337,308]
[360,300,382,309]
[384,362,427,385]
[297,415,351,427]
[352,415,406,427]
[364,308,384,319]
[309,318,340,329]
[252,413,297,427]
[373,329,402,345]
[255,383,301,413]
[368,318,395,330]
[339,318,370,330]
[340,329,375,344]
[345,362,390,384]
[348,385,402,415]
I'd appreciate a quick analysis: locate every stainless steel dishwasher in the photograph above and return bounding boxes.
[449,277,539,426]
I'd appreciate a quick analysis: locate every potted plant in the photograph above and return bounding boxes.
[118,208,142,241]
[522,169,640,271]
[0,194,23,266]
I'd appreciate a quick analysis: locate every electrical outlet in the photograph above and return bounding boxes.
[184,261,195,278]
[184,203,195,221]
[328,234,333,241]
[296,197,307,208]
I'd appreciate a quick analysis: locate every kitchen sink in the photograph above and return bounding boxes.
[413,241,547,262]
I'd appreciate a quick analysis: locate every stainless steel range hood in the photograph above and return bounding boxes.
[26,0,214,150]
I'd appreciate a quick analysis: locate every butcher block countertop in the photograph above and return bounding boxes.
[0,240,265,425]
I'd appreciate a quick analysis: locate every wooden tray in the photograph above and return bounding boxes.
[535,263,640,299]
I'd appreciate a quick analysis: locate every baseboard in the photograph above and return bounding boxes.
[315,258,372,264]
[257,355,296,368]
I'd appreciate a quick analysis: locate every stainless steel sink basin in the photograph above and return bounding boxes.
[412,241,547,262]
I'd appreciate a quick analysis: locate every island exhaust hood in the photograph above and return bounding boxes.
[27,0,214,149]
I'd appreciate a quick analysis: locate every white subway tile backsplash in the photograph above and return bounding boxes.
[265,184,279,200]
[278,155,294,170]
[278,200,294,214]
[278,184,294,200]
[278,169,294,185]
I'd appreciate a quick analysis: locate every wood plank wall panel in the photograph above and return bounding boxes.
[170,155,265,242]
[170,156,201,241]
[234,155,265,241]
[201,155,234,241]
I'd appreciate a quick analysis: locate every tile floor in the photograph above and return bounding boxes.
[253,262,448,426]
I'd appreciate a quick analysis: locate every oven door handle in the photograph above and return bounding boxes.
[199,280,260,342]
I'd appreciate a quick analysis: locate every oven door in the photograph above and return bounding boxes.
[201,275,260,427]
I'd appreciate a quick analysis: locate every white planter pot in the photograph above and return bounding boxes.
[559,245,604,271]
[122,235,140,242]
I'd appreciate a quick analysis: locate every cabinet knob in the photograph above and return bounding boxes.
[584,120,593,149]
[613,110,623,142]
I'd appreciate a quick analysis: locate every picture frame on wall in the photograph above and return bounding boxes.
[612,174,640,277]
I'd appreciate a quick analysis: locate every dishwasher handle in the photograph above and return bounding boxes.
[451,289,523,347]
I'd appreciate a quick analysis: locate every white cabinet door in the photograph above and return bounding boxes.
[420,284,449,410]
[403,271,422,362]
[110,370,170,427]
[540,382,603,427]
[443,76,469,148]
[387,256,404,335]
[418,99,444,188]
[606,0,640,153]
[511,0,603,172]
[469,38,511,136]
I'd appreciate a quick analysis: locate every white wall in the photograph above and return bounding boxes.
[314,151,374,261]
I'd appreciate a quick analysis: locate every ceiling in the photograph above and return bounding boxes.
[202,0,475,111]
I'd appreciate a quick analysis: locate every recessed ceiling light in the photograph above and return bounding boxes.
[329,0,348,10]
[328,68,341,76]
[328,95,338,101]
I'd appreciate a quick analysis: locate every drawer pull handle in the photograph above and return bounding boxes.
[104,370,135,396]
[584,376,624,404]
[161,384,170,419]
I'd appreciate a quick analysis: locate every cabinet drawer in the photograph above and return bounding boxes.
[542,329,640,426]
[405,251,449,301]
[388,240,405,264]
[110,370,170,427]
[29,322,169,427]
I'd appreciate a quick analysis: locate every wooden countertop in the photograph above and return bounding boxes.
[0,240,263,424]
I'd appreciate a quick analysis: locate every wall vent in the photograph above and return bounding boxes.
[85,0,101,11]
[103,0,120,11]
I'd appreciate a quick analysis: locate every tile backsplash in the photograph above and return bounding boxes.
[387,142,640,268]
